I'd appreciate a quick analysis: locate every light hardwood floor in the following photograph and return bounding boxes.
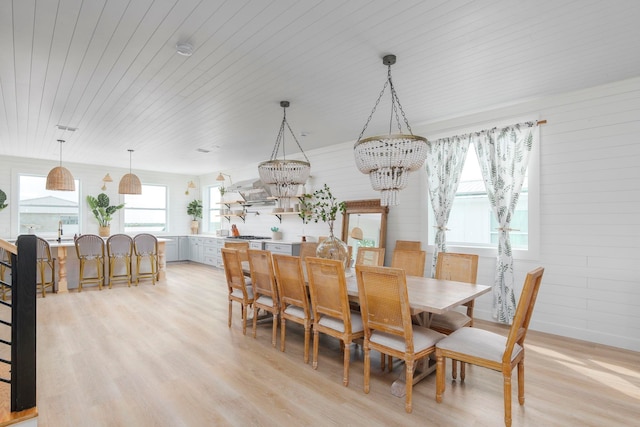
[29,262,639,426]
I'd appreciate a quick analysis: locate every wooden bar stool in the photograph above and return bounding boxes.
[107,234,134,288]
[74,234,105,291]
[133,233,158,285]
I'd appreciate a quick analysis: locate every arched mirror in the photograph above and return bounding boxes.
[341,199,388,263]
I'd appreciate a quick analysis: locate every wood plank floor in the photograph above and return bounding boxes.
[33,262,639,426]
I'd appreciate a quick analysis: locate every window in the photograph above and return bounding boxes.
[124,185,167,233]
[428,140,537,256]
[18,175,80,237]
[208,186,222,232]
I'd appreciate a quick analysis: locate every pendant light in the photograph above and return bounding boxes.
[354,54,428,206]
[350,214,363,240]
[258,101,310,199]
[46,139,76,191]
[118,149,142,194]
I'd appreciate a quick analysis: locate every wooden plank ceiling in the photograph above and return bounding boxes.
[1,0,639,175]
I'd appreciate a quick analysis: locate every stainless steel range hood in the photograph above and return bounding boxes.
[227,179,275,205]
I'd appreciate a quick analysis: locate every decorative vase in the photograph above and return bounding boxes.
[98,226,110,237]
[190,220,200,235]
[316,234,349,268]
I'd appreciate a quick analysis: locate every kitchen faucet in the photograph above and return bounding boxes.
[57,220,63,243]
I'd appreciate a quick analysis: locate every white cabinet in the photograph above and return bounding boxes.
[189,237,204,263]
[178,236,190,260]
[264,242,300,256]
[164,237,180,262]
[203,238,218,266]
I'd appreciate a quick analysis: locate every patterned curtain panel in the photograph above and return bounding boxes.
[425,136,470,275]
[473,124,536,323]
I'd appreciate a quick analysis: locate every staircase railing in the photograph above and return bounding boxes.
[0,235,37,413]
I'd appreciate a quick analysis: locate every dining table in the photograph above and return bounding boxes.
[343,269,492,397]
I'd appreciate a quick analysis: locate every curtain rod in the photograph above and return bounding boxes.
[434,119,547,142]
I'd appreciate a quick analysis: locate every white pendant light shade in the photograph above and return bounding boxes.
[257,101,310,198]
[354,54,428,206]
[118,149,142,195]
[46,139,75,191]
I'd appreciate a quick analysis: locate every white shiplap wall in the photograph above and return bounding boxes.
[205,77,640,352]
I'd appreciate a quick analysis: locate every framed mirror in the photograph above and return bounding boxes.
[341,199,389,262]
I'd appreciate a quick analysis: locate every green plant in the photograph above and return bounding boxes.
[0,189,7,211]
[86,193,124,227]
[270,226,279,232]
[298,184,346,236]
[187,199,203,221]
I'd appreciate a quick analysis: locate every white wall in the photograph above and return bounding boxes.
[206,77,640,352]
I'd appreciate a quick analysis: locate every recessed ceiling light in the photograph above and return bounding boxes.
[196,148,210,153]
[176,42,194,56]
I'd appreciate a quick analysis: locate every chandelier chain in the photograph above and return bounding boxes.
[268,104,310,163]
[388,71,413,135]
[357,68,391,142]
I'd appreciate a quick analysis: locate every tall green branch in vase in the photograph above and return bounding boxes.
[297,184,346,237]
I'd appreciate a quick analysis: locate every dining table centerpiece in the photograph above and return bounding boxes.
[298,184,348,267]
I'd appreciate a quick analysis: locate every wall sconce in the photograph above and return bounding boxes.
[216,173,232,196]
[185,180,196,195]
[101,173,113,191]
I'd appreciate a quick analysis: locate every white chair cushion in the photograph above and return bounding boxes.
[430,311,471,331]
[255,295,275,307]
[284,305,310,320]
[371,327,445,352]
[230,285,253,300]
[436,327,522,363]
[318,311,364,333]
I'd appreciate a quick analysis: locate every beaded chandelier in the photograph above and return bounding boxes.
[258,101,310,198]
[354,54,427,206]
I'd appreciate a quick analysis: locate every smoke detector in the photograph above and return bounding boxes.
[176,42,194,56]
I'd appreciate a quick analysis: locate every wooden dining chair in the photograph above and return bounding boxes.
[355,265,445,413]
[224,241,249,262]
[221,248,254,335]
[429,252,479,378]
[394,240,421,251]
[299,242,318,265]
[355,247,385,266]
[74,234,105,291]
[391,249,426,277]
[435,267,544,427]
[106,234,134,288]
[0,248,10,300]
[247,249,279,347]
[306,257,364,386]
[36,237,56,297]
[272,254,312,364]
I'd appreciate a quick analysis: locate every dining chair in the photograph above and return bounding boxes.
[306,257,364,386]
[435,267,544,427]
[247,249,279,346]
[355,265,445,413]
[133,233,158,285]
[299,242,318,265]
[429,252,479,378]
[272,254,312,364]
[36,237,56,297]
[394,240,421,251]
[391,249,426,277]
[355,247,385,266]
[225,241,250,275]
[0,248,10,300]
[106,234,134,288]
[222,248,254,335]
[74,234,105,291]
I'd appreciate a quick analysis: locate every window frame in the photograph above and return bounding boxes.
[123,184,168,233]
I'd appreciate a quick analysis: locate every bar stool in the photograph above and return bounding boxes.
[133,233,158,285]
[74,234,106,291]
[107,234,134,288]
[36,237,56,297]
[0,248,11,300]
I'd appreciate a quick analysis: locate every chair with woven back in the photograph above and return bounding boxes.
[36,237,56,297]
[247,249,279,346]
[133,233,158,285]
[224,241,249,262]
[435,267,544,427]
[106,234,134,288]
[272,254,312,364]
[0,248,10,300]
[74,234,105,292]
[355,265,446,413]
[221,248,254,335]
[394,240,422,251]
[306,257,364,386]
[429,252,479,378]
[298,242,318,265]
[391,249,426,277]
[355,247,385,266]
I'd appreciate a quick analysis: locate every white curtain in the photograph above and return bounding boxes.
[472,124,535,323]
[425,136,470,275]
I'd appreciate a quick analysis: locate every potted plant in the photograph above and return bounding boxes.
[87,193,125,237]
[298,184,348,266]
[0,189,7,211]
[271,226,282,241]
[187,199,203,234]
